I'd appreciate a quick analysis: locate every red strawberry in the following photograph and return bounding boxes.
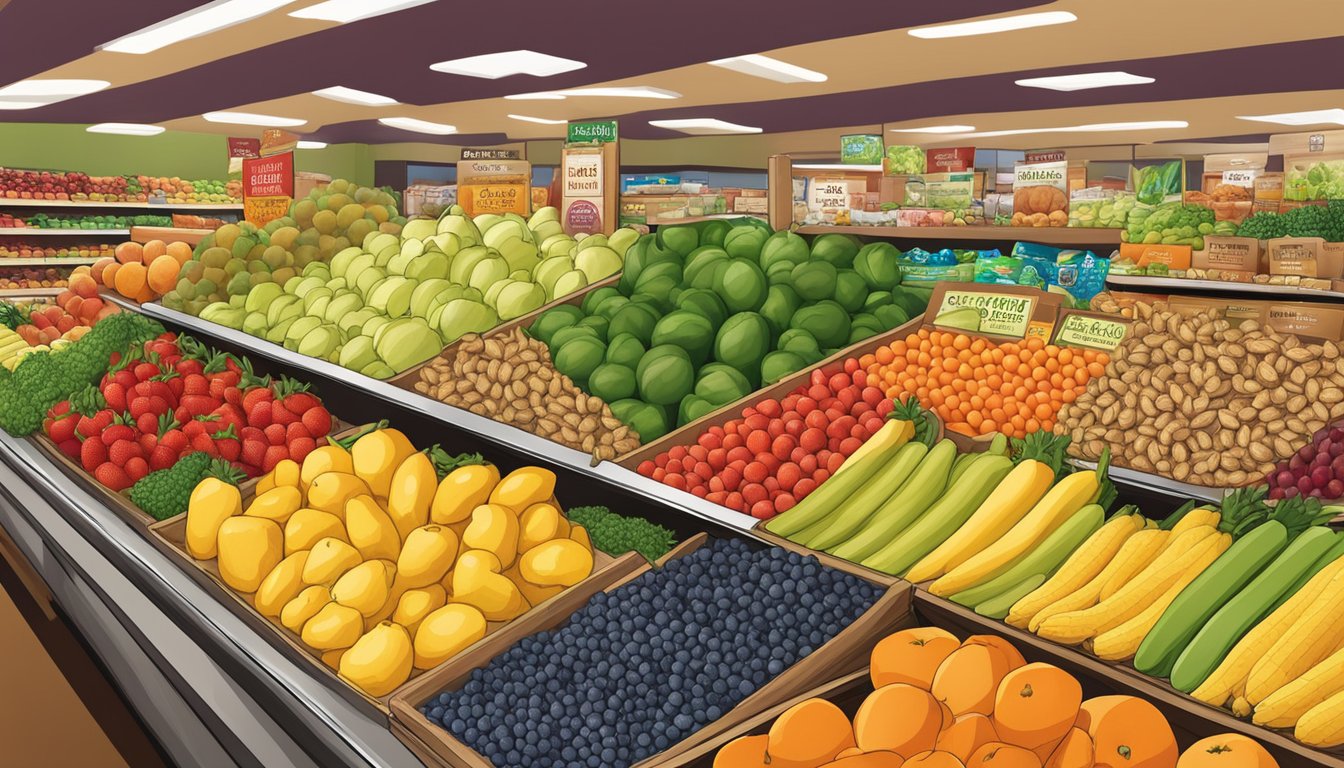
[288,437,316,464]
[111,368,137,392]
[281,390,320,416]
[149,443,178,471]
[101,421,138,447]
[247,400,273,429]
[133,361,160,381]
[48,413,78,444]
[136,411,159,438]
[261,445,289,473]
[58,439,82,459]
[164,375,185,400]
[241,438,267,469]
[139,430,158,452]
[190,432,219,456]
[108,439,143,465]
[159,429,189,455]
[270,400,299,426]
[124,457,150,483]
[80,438,107,472]
[300,407,332,438]
[101,382,128,412]
[77,409,114,440]
[285,422,312,443]
[93,462,132,492]
[215,379,234,402]
[179,394,218,418]
[182,374,208,395]
[183,414,220,439]
[242,386,273,414]
[213,425,241,462]
[264,423,287,446]
[176,358,205,378]
[213,404,245,436]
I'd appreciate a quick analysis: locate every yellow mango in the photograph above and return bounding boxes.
[392,586,446,636]
[431,463,500,524]
[321,648,347,671]
[463,504,520,567]
[281,586,329,632]
[284,509,347,556]
[258,459,301,496]
[307,472,371,519]
[488,467,556,513]
[331,560,397,617]
[398,525,459,588]
[255,471,276,496]
[414,604,487,670]
[341,622,414,696]
[387,452,436,540]
[185,478,242,560]
[254,551,310,617]
[351,428,417,498]
[301,444,354,492]
[519,539,593,588]
[517,503,565,553]
[302,538,363,586]
[569,524,591,551]
[452,550,530,621]
[217,517,283,593]
[244,486,303,524]
[504,564,563,606]
[345,495,401,561]
[301,602,363,650]
[362,585,404,633]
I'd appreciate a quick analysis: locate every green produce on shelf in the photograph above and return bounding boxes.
[1123,202,1215,250]
[1068,193,1138,229]
[128,450,244,520]
[1236,203,1344,241]
[564,505,677,562]
[1285,158,1344,201]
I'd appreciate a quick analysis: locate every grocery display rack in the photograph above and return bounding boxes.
[0,227,130,236]
[1107,273,1344,301]
[793,223,1124,247]
[0,199,242,211]
[0,257,100,266]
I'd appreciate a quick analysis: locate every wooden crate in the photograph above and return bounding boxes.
[389,533,914,767]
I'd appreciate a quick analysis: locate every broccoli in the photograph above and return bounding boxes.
[128,452,243,521]
[565,505,677,563]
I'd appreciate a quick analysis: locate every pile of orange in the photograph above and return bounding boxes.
[91,239,193,303]
[858,329,1109,439]
[716,627,1277,768]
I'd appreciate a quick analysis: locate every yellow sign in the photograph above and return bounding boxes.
[937,291,1035,338]
[463,183,528,216]
[1054,314,1129,351]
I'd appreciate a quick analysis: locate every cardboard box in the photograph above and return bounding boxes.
[1119,242,1193,271]
[1194,236,1261,275]
[1265,302,1344,341]
[925,283,1064,341]
[1268,236,1326,277]
[1322,241,1344,279]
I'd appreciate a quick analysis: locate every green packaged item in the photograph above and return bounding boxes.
[973,254,1023,285]
[1132,160,1184,205]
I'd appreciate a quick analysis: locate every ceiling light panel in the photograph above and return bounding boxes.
[101,0,297,54]
[87,123,165,136]
[378,116,457,135]
[1237,109,1344,126]
[431,50,586,79]
[508,114,567,125]
[203,111,307,127]
[504,86,680,100]
[312,86,398,106]
[889,124,976,133]
[297,140,328,149]
[708,54,826,83]
[908,10,1076,39]
[1015,71,1154,91]
[502,92,567,101]
[289,0,437,23]
[965,120,1187,138]
[0,79,110,109]
[649,118,761,135]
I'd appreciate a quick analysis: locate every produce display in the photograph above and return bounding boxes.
[1235,201,1344,241]
[0,168,240,203]
[91,239,194,302]
[0,267,70,290]
[6,212,173,230]
[0,279,113,363]
[563,505,676,562]
[412,328,641,462]
[182,425,597,696]
[527,225,927,441]
[636,360,894,518]
[1123,202,1232,251]
[712,627,1279,768]
[418,537,881,767]
[1059,300,1344,489]
[0,241,115,259]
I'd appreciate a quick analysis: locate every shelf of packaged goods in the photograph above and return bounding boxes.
[0,431,419,768]
[0,228,130,236]
[132,300,760,535]
[0,199,242,210]
[1070,457,1225,503]
[129,226,214,246]
[794,224,1124,246]
[0,257,100,267]
[1107,273,1344,300]
[0,287,64,298]
[647,213,768,225]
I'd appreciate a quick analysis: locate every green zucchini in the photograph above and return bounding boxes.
[859,454,1014,576]
[975,573,1046,619]
[1168,526,1339,692]
[947,503,1102,607]
[826,439,958,562]
[763,432,910,537]
[800,442,928,550]
[1136,520,1291,678]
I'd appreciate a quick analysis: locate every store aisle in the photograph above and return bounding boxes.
[0,552,168,768]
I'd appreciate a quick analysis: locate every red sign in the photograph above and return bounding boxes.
[228,137,261,160]
[242,152,294,226]
[1025,150,1066,164]
[926,147,975,173]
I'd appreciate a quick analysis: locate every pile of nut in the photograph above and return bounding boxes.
[1058,300,1344,488]
[412,328,640,463]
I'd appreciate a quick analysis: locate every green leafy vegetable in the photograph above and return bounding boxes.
[566,505,677,562]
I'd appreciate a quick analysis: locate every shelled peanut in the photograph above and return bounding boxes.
[413,328,640,463]
[1057,300,1344,488]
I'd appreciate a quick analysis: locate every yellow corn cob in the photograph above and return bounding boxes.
[1028,528,1169,633]
[1007,514,1145,629]
[1172,507,1221,533]
[1295,689,1344,748]
[1193,553,1344,708]
[1090,533,1229,661]
[929,467,1101,596]
[1036,526,1218,645]
[904,459,1054,582]
[1245,567,1344,705]
[1253,646,1344,728]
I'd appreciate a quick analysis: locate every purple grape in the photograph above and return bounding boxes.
[1300,445,1317,461]
[1312,466,1330,487]
[1279,470,1298,488]
[1326,479,1343,498]
[1298,476,1315,495]
[1269,486,1285,500]
[1330,427,1344,442]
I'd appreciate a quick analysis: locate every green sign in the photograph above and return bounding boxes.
[1055,314,1130,351]
[936,291,1034,338]
[568,121,618,144]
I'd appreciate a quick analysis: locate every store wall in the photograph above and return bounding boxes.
[0,123,374,185]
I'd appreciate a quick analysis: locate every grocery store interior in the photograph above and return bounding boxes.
[3,1,1344,767]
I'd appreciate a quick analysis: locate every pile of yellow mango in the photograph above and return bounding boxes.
[182,424,596,697]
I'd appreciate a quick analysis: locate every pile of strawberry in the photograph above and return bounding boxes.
[43,333,336,491]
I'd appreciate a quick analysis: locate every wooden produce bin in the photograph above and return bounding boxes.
[388,533,914,767]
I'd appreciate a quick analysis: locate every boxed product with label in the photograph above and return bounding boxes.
[1253,173,1284,214]
[1193,236,1261,276]
[841,134,884,165]
[902,173,974,210]
[925,147,975,173]
[1011,160,1068,227]
[1265,301,1344,341]
[1267,236,1325,277]
[1118,242,1193,272]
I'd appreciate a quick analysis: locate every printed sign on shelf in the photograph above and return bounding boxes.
[936,290,1036,338]
[1221,169,1258,187]
[567,121,617,144]
[457,159,531,217]
[1054,312,1131,351]
[562,149,605,233]
[926,147,976,172]
[461,148,522,160]
[227,137,261,181]
[242,152,294,227]
[1025,150,1066,164]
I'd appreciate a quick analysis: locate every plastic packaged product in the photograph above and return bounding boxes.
[898,247,975,283]
[1068,189,1138,229]
[1056,249,1111,303]
[973,253,1024,284]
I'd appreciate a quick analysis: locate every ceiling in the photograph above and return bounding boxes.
[1,0,1343,159]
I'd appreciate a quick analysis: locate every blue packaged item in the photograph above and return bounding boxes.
[974,253,1023,284]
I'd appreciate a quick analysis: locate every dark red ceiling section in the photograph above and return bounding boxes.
[9,0,1045,124]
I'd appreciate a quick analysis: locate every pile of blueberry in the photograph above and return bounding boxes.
[421,537,882,767]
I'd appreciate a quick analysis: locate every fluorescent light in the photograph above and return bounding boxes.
[794,163,884,171]
[0,101,49,110]
[312,86,397,106]
[1016,71,1154,91]
[508,114,567,125]
[87,123,164,136]
[203,110,307,127]
[101,0,296,54]
[430,50,585,79]
[965,120,1188,139]
[708,54,826,84]
[909,11,1077,39]
[1237,108,1344,126]
[649,118,761,135]
[378,116,457,135]
[0,79,110,109]
[505,86,680,100]
[297,140,328,149]
[889,124,976,134]
[289,0,436,23]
